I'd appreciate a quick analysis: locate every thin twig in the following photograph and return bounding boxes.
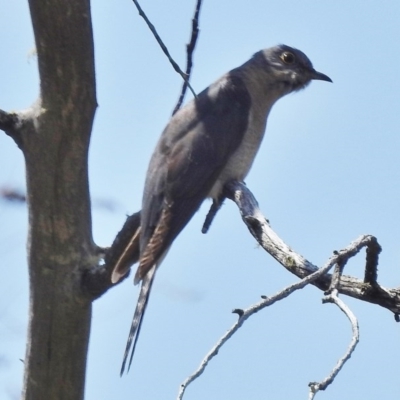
[131,0,197,99]
[172,0,203,115]
[327,257,346,293]
[177,247,355,399]
[309,290,359,399]
[0,187,26,203]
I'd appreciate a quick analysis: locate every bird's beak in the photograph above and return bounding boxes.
[311,69,332,83]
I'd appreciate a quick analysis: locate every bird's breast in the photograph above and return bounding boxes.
[208,110,268,199]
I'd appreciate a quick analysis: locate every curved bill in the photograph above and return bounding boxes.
[311,69,332,82]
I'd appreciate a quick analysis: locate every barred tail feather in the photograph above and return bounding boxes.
[111,226,141,284]
[120,265,157,375]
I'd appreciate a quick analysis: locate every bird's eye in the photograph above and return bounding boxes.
[280,52,295,64]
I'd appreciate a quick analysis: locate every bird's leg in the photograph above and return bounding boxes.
[201,195,225,234]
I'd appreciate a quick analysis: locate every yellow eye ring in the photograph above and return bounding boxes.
[280,52,295,64]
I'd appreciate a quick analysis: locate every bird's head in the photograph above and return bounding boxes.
[255,44,332,93]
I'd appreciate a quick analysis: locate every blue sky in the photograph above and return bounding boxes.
[1,1,400,399]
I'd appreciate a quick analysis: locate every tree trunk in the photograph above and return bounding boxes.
[21,1,97,399]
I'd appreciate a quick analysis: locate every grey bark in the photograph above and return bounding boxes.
[20,1,97,399]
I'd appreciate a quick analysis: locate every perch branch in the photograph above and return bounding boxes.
[89,180,400,306]
[179,180,384,398]
[223,181,400,314]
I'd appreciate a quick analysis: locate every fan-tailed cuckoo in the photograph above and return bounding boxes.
[111,44,332,374]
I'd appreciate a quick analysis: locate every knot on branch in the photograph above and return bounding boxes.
[0,109,23,148]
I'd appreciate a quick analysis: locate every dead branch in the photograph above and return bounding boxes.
[223,181,400,315]
[178,180,396,398]
[131,0,197,99]
[0,109,23,148]
[172,0,203,115]
[178,249,343,399]
[308,290,359,399]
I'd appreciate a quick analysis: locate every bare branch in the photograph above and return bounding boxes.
[100,180,400,310]
[0,187,26,203]
[172,0,203,115]
[0,185,122,212]
[0,109,23,148]
[309,290,359,398]
[0,109,17,131]
[177,253,341,399]
[131,0,197,99]
[310,246,359,397]
[179,181,385,398]
[364,237,381,284]
[223,181,400,314]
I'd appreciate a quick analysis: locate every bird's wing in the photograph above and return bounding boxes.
[137,72,252,281]
[119,73,252,373]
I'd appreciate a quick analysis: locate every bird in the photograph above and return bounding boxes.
[111,44,332,374]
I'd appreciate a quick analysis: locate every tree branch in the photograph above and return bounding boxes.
[0,108,23,148]
[0,108,17,131]
[178,247,343,399]
[364,237,381,284]
[179,181,395,398]
[172,0,203,115]
[309,290,360,399]
[131,0,197,99]
[223,181,400,314]
[97,180,400,312]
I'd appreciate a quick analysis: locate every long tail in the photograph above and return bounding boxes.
[120,264,157,375]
